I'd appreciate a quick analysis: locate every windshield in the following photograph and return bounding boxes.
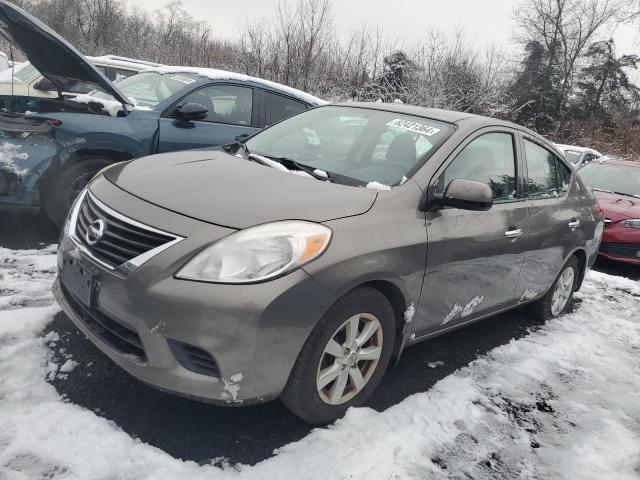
[562,150,582,164]
[244,105,453,186]
[579,162,640,198]
[0,63,39,83]
[93,72,195,108]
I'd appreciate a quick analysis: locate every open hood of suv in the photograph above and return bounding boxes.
[0,0,131,105]
[103,149,378,229]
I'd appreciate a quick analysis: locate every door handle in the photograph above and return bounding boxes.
[568,219,581,231]
[504,228,523,239]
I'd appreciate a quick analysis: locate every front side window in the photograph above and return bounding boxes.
[263,91,307,125]
[525,140,559,198]
[180,85,253,126]
[556,158,573,193]
[245,105,453,186]
[438,132,517,201]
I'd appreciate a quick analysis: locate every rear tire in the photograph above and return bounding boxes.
[42,158,112,227]
[280,286,395,424]
[529,256,579,321]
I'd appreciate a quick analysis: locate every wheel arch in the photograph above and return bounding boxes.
[359,279,410,361]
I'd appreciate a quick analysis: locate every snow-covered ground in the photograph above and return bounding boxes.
[0,245,639,479]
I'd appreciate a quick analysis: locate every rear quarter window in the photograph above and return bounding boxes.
[524,139,559,198]
[263,91,307,126]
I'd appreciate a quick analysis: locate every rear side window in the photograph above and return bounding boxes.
[439,132,517,201]
[556,159,572,193]
[263,91,307,126]
[524,140,559,198]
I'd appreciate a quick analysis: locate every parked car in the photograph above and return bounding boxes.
[0,0,324,225]
[54,102,603,424]
[0,55,164,111]
[555,143,602,167]
[578,158,640,264]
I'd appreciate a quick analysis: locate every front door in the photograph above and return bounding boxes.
[157,84,259,153]
[416,130,529,335]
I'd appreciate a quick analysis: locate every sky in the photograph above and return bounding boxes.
[128,0,639,58]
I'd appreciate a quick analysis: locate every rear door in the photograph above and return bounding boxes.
[416,129,529,334]
[514,137,583,299]
[157,83,259,153]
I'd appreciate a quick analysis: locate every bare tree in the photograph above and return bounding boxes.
[514,0,626,116]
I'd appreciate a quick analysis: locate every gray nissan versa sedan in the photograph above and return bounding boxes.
[53,103,603,424]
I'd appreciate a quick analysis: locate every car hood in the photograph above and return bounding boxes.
[594,190,640,222]
[103,150,378,229]
[0,1,130,105]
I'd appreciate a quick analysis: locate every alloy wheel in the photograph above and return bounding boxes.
[316,313,383,405]
[551,266,575,316]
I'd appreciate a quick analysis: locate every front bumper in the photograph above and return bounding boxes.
[54,178,337,405]
[598,242,640,265]
[599,225,640,265]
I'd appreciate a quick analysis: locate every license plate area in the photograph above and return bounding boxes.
[61,252,99,308]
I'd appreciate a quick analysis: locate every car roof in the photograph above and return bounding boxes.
[555,143,601,155]
[332,102,549,138]
[86,55,163,72]
[145,66,326,106]
[337,102,482,123]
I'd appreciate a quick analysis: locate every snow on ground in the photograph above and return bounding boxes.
[0,246,639,479]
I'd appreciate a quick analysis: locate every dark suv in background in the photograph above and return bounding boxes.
[0,0,324,224]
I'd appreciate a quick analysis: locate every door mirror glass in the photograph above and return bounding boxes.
[176,102,208,121]
[440,178,494,211]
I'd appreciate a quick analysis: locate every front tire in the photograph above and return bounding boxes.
[42,158,112,227]
[529,256,579,321]
[281,286,395,424]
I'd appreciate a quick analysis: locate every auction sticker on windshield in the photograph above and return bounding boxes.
[387,119,441,136]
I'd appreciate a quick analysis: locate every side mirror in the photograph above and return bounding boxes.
[176,102,208,121]
[427,178,493,211]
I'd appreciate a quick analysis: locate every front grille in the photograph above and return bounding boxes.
[73,192,177,270]
[168,339,220,378]
[62,284,146,362]
[600,243,640,260]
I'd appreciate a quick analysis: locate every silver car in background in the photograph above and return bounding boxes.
[555,143,602,167]
[54,104,603,424]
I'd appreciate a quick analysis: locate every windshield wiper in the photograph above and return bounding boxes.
[222,139,250,156]
[612,191,640,199]
[251,154,333,182]
[592,188,640,199]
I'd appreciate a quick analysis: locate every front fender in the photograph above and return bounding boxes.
[0,113,60,207]
[45,110,158,164]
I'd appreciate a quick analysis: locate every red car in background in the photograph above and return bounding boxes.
[579,158,640,265]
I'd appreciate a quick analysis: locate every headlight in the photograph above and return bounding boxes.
[620,219,640,229]
[176,221,332,283]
